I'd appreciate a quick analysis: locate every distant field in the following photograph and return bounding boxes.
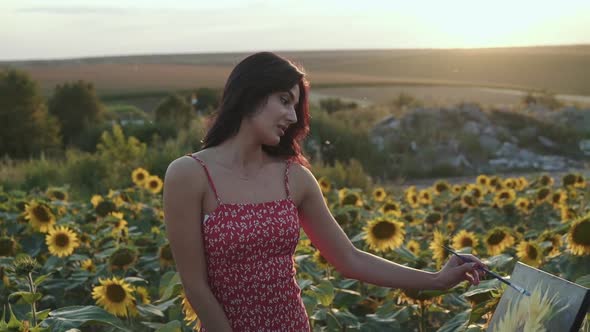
[2,45,589,103]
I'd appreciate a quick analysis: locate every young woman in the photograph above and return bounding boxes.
[163,52,486,331]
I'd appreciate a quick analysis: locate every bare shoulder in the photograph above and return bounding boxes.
[164,154,206,193]
[288,161,319,205]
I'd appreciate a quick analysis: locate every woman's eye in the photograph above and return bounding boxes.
[281,97,289,105]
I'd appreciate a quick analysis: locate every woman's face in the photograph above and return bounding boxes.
[247,83,299,146]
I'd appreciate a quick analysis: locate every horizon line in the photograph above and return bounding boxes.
[2,43,589,63]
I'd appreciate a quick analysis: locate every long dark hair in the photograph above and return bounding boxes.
[201,52,311,168]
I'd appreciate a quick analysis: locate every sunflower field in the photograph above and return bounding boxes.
[0,169,589,331]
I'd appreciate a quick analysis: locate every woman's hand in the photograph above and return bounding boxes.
[435,253,487,290]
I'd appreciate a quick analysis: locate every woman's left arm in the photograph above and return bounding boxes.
[292,164,485,291]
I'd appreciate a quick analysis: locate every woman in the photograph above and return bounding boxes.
[163,52,486,331]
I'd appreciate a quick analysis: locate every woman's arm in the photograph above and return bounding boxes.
[292,164,484,291]
[163,156,232,331]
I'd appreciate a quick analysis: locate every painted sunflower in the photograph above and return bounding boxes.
[567,213,590,256]
[363,217,405,252]
[516,240,543,267]
[92,277,135,317]
[45,226,80,257]
[24,201,56,233]
[131,168,149,187]
[484,227,515,256]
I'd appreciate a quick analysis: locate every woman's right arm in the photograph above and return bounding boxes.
[163,156,233,331]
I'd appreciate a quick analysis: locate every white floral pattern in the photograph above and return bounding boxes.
[189,155,310,332]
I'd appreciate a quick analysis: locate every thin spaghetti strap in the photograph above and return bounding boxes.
[284,159,292,201]
[186,154,223,205]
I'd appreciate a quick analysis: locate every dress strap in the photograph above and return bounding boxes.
[186,154,223,205]
[284,159,293,201]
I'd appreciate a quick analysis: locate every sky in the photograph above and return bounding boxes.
[2,0,590,61]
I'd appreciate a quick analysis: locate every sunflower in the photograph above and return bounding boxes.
[560,205,576,223]
[24,201,56,233]
[516,177,529,191]
[0,236,17,257]
[575,174,586,188]
[550,190,567,208]
[318,177,332,194]
[45,226,80,257]
[144,175,163,194]
[484,227,515,256]
[452,230,479,251]
[401,212,422,226]
[109,247,138,271]
[429,229,449,268]
[363,217,405,252]
[433,181,450,195]
[567,213,590,256]
[493,189,516,207]
[135,286,151,304]
[424,212,443,226]
[539,232,562,257]
[476,175,490,187]
[372,187,387,202]
[503,178,518,190]
[515,240,543,267]
[312,250,330,269]
[418,189,432,205]
[131,168,149,187]
[460,193,479,209]
[488,176,504,191]
[465,184,484,200]
[538,174,554,187]
[46,187,68,201]
[91,195,103,208]
[379,200,401,216]
[406,240,421,256]
[562,173,578,188]
[405,191,420,208]
[159,243,175,268]
[81,258,96,272]
[92,277,135,317]
[338,189,363,207]
[107,190,126,208]
[95,200,117,218]
[515,198,532,214]
[446,221,456,233]
[535,187,551,203]
[451,185,463,195]
[180,290,202,331]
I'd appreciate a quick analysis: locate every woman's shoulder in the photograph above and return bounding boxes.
[164,152,208,189]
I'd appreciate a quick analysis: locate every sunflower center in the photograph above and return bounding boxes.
[55,233,70,247]
[372,221,396,239]
[425,213,441,225]
[33,206,51,222]
[105,284,127,303]
[499,192,510,200]
[137,173,146,181]
[537,189,550,200]
[384,204,398,213]
[149,180,158,189]
[342,194,359,205]
[563,174,577,186]
[572,221,590,245]
[461,238,473,248]
[487,230,506,245]
[526,245,538,260]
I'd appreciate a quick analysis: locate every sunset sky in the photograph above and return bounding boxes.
[2,0,589,60]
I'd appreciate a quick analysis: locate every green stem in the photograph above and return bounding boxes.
[419,302,425,332]
[27,272,37,327]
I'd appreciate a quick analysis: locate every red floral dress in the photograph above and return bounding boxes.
[188,155,310,331]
